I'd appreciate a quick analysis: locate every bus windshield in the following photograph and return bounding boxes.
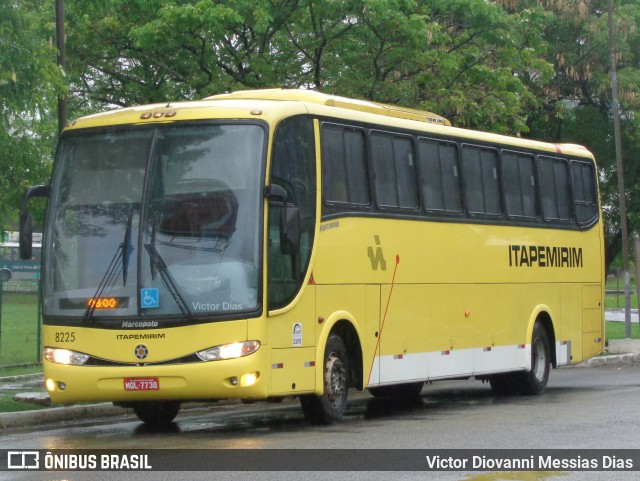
[44,124,265,323]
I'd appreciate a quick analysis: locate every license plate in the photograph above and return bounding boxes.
[124,377,159,391]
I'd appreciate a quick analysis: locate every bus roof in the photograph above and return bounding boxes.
[205,89,452,126]
[64,89,593,159]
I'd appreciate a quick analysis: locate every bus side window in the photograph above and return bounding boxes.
[461,145,501,217]
[539,156,572,223]
[321,124,369,207]
[417,138,462,214]
[370,131,418,209]
[502,151,538,219]
[571,160,599,226]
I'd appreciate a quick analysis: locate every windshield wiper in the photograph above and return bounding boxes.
[83,211,134,324]
[122,210,134,285]
[144,243,193,319]
[83,244,123,324]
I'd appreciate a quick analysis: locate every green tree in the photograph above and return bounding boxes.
[0,0,64,228]
[65,0,302,110]
[330,0,554,134]
[64,0,554,135]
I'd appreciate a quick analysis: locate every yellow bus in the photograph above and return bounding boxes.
[20,89,604,426]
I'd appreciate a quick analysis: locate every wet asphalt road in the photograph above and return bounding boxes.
[1,363,639,481]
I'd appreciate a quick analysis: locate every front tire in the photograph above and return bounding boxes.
[132,401,181,426]
[300,335,349,424]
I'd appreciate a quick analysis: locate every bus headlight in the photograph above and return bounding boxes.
[196,341,260,362]
[44,347,90,366]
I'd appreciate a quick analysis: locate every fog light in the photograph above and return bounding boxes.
[242,372,259,387]
[45,379,56,392]
[58,382,66,391]
[230,376,238,386]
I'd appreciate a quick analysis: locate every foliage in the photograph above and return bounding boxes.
[0,0,64,229]
[64,0,553,134]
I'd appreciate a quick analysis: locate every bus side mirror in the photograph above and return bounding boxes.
[0,268,11,282]
[19,184,49,260]
[266,183,301,255]
[19,213,33,260]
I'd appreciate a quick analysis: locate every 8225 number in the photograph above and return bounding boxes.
[55,331,76,343]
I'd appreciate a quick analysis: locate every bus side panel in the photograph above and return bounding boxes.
[583,284,603,360]
[467,283,526,376]
[375,283,531,384]
[269,346,317,395]
[267,285,317,395]
[267,285,316,350]
[376,284,478,384]
[559,284,583,363]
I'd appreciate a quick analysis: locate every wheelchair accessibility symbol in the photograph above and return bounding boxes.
[141,288,159,308]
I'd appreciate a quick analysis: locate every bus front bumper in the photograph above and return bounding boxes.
[43,349,270,405]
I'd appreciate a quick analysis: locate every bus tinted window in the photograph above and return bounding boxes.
[461,145,501,216]
[539,156,572,222]
[321,124,369,206]
[417,139,462,214]
[502,151,538,219]
[571,160,599,226]
[269,116,317,310]
[318,122,598,232]
[371,132,418,209]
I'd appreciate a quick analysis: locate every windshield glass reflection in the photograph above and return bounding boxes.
[44,124,264,322]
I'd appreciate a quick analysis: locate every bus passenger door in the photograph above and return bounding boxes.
[266,115,318,396]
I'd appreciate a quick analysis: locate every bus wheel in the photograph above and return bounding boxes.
[300,335,349,424]
[489,323,550,396]
[132,401,181,426]
[521,322,551,395]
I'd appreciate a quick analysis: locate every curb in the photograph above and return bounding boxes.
[0,403,130,430]
[584,352,640,367]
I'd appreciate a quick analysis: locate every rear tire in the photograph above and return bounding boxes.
[132,401,181,426]
[490,323,551,396]
[521,322,551,395]
[300,335,349,424]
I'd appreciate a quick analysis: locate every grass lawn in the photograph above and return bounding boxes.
[605,320,640,340]
[0,289,41,366]
[0,392,55,413]
[605,292,639,309]
[605,274,639,309]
